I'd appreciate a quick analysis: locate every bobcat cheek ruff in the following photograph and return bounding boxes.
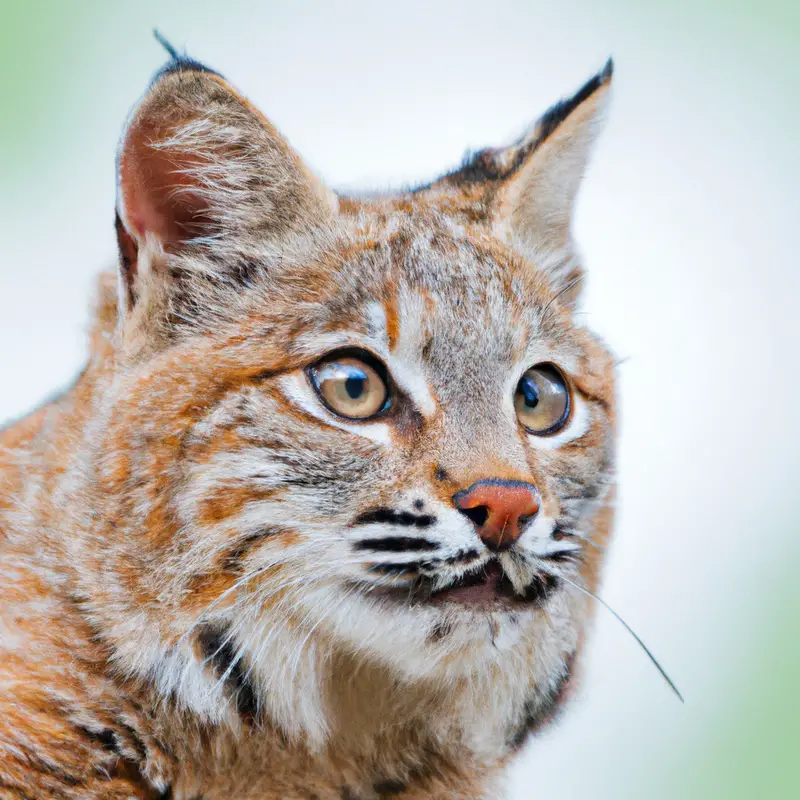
[0,40,621,798]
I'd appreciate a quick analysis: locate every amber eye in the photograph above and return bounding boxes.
[514,364,571,434]
[309,355,389,420]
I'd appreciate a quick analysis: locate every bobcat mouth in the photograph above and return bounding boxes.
[364,559,559,610]
[429,560,559,609]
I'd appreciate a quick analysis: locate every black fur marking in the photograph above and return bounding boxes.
[367,562,423,576]
[151,29,222,84]
[197,625,258,720]
[427,619,455,644]
[413,499,425,511]
[79,726,118,753]
[551,523,573,541]
[229,257,268,288]
[507,649,578,750]
[542,549,582,564]
[517,572,559,604]
[118,721,149,763]
[374,779,407,796]
[352,508,435,529]
[443,548,480,566]
[224,528,284,569]
[354,536,438,553]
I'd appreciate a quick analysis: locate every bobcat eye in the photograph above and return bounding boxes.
[514,364,570,435]
[309,354,389,420]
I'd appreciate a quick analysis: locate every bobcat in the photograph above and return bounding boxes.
[0,46,616,799]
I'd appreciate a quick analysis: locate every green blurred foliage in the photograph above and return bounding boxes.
[1,2,96,169]
[672,563,800,799]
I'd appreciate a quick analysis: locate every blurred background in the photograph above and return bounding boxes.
[1,1,798,797]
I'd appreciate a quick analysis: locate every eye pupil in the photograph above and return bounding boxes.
[310,355,389,421]
[345,373,366,399]
[521,376,539,408]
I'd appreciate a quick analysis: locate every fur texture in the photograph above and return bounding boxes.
[0,52,615,799]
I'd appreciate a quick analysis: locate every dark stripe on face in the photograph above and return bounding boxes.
[353,536,439,553]
[76,725,118,754]
[515,572,560,604]
[367,562,424,576]
[443,549,480,566]
[541,549,582,565]
[197,625,258,720]
[223,527,287,570]
[351,508,435,528]
[74,720,147,765]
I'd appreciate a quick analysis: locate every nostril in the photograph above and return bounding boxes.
[458,505,489,528]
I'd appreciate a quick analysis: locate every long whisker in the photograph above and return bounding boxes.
[541,274,584,319]
[556,573,684,703]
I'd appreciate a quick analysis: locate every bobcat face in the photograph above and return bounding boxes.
[95,55,615,738]
[263,222,613,675]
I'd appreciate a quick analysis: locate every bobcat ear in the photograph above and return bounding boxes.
[440,61,612,307]
[115,56,337,312]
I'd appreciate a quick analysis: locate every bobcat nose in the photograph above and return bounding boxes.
[453,479,540,551]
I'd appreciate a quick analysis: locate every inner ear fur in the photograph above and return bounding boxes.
[115,61,337,312]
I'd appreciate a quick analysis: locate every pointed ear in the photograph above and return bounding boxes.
[115,58,337,313]
[441,61,612,307]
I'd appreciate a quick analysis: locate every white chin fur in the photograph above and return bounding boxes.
[300,584,570,683]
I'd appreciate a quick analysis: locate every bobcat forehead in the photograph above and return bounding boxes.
[0,43,616,799]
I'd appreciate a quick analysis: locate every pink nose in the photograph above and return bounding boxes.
[453,479,540,551]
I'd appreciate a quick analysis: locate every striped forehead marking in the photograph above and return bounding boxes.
[367,300,437,418]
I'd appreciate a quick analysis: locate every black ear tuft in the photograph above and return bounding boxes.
[153,29,180,61]
[531,58,613,150]
[422,59,614,191]
[151,29,222,81]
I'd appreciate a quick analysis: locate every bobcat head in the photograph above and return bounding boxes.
[88,51,616,745]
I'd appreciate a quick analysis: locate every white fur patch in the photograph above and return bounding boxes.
[390,294,437,417]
